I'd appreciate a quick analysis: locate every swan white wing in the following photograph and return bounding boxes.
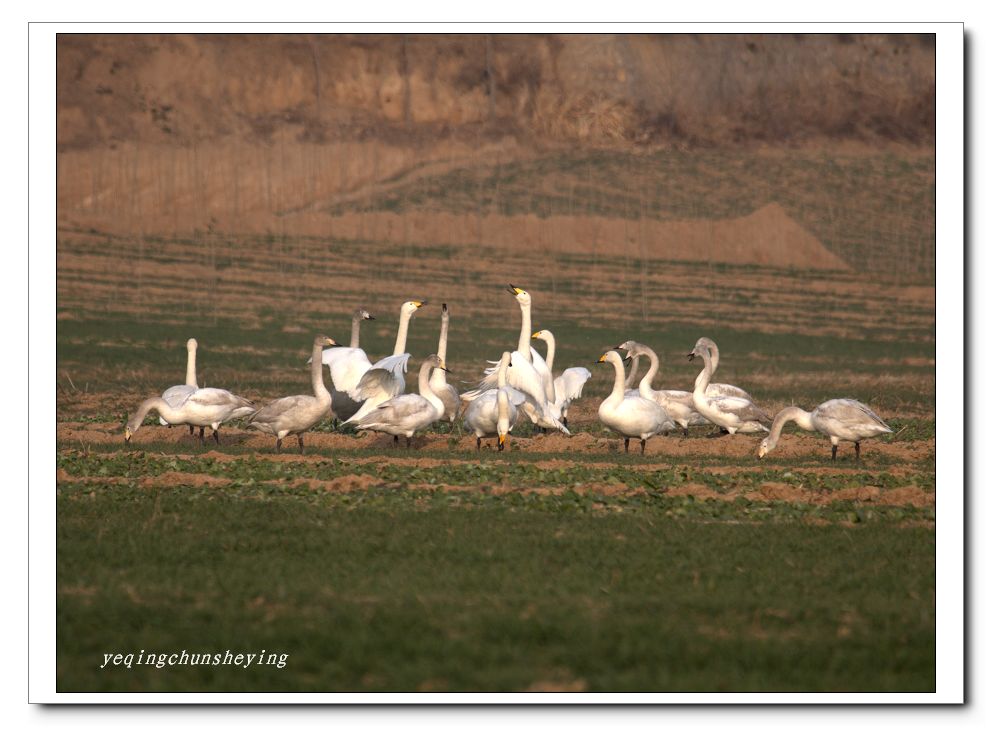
[709,395,771,424]
[348,367,404,403]
[160,384,196,425]
[706,382,751,399]
[814,399,892,436]
[371,353,411,377]
[554,367,592,405]
[250,395,314,425]
[530,346,556,402]
[187,387,252,409]
[321,346,372,392]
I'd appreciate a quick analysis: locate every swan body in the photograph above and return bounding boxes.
[688,338,770,434]
[249,336,339,452]
[461,285,568,434]
[463,351,526,451]
[125,387,255,445]
[429,303,460,423]
[531,329,591,428]
[596,350,673,453]
[759,399,892,460]
[344,301,425,424]
[354,354,448,447]
[159,338,199,427]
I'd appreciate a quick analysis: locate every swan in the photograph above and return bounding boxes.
[614,341,707,438]
[159,338,199,434]
[343,300,426,425]
[530,329,592,430]
[596,350,673,454]
[463,351,527,451]
[310,308,374,424]
[687,338,771,435]
[461,285,568,434]
[354,354,449,448]
[429,303,460,424]
[248,335,339,453]
[125,387,255,446]
[758,399,892,461]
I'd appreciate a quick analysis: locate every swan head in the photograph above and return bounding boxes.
[314,335,339,348]
[757,437,772,459]
[424,353,449,373]
[124,419,141,443]
[596,350,623,367]
[614,340,641,359]
[441,302,449,318]
[687,338,709,361]
[531,330,552,343]
[506,284,531,306]
[354,308,375,321]
[402,300,426,317]
[186,338,198,351]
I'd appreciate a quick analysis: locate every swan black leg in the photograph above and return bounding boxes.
[393,435,399,447]
[624,438,630,453]
[198,427,205,446]
[683,426,689,439]
[855,442,861,461]
[276,438,282,453]
[212,428,220,445]
[188,424,194,435]
[707,429,728,439]
[298,434,305,454]
[831,444,838,461]
[640,439,646,455]
[406,437,412,449]
[476,437,481,451]
[562,416,568,430]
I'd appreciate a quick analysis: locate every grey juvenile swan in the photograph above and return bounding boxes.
[758,399,892,461]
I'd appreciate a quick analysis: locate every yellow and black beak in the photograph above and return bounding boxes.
[498,433,506,451]
[596,353,608,364]
[324,337,338,347]
[531,332,540,339]
[413,300,426,308]
[506,284,524,296]
[124,427,132,443]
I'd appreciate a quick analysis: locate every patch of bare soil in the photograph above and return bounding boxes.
[139,471,231,489]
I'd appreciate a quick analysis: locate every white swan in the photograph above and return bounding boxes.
[461,285,568,434]
[530,329,592,430]
[310,308,375,423]
[429,303,460,424]
[249,336,339,453]
[759,399,892,461]
[596,350,673,454]
[343,300,425,425]
[159,337,199,433]
[688,338,771,435]
[354,354,448,448]
[125,387,255,446]
[463,351,527,451]
[614,341,708,438]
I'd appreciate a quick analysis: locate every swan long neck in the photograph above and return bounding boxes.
[185,346,198,388]
[709,341,720,374]
[430,312,450,387]
[496,354,510,388]
[516,303,532,360]
[350,315,362,348]
[624,355,641,389]
[609,356,627,400]
[311,342,330,399]
[394,309,412,356]
[418,360,445,415]
[497,389,510,434]
[542,332,556,372]
[637,346,660,399]
[766,406,814,450]
[129,397,171,430]
[693,346,714,396]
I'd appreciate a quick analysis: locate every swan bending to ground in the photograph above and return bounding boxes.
[159,338,199,433]
[688,338,771,435]
[463,351,526,451]
[758,399,892,461]
[354,354,449,448]
[125,387,255,446]
[429,303,460,424]
[597,350,673,454]
[461,285,568,434]
[614,340,707,437]
[343,300,426,425]
[531,329,592,429]
[249,336,339,453]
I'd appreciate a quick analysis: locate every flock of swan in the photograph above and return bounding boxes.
[123,284,892,461]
